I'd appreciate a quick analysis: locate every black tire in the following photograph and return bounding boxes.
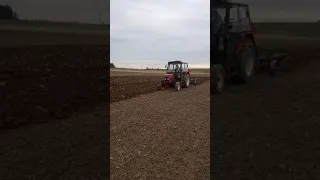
[183,74,190,88]
[237,38,257,83]
[212,64,225,93]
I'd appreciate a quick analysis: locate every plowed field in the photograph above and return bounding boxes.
[212,38,320,179]
[0,45,109,130]
[110,76,210,103]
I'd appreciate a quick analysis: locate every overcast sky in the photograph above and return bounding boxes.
[111,0,319,69]
[110,0,210,69]
[0,0,109,24]
[2,0,319,68]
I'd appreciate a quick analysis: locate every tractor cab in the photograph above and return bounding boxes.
[165,61,190,74]
[212,1,258,93]
[162,60,192,91]
[213,3,256,36]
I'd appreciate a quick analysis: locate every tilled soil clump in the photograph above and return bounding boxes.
[110,76,210,103]
[0,45,109,130]
[259,48,320,69]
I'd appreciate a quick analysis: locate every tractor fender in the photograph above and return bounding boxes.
[235,33,259,75]
[183,71,190,78]
[235,33,256,55]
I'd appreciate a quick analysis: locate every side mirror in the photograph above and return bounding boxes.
[165,64,167,68]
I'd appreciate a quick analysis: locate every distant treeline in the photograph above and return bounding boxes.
[110,63,116,68]
[0,4,19,20]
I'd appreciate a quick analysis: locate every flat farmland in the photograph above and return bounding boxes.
[110,68,210,76]
[110,69,210,103]
[212,23,320,179]
[255,22,320,37]
[0,25,111,179]
[0,20,109,47]
[2,21,320,179]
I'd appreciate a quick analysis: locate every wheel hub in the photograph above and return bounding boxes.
[244,48,254,77]
[186,77,190,86]
[217,71,224,89]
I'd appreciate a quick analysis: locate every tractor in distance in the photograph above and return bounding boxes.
[212,1,259,93]
[161,60,199,91]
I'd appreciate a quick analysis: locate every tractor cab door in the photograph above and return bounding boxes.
[225,6,255,61]
[182,63,188,73]
[228,6,252,33]
[187,64,191,73]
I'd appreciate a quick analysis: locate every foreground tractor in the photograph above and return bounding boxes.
[212,1,259,93]
[161,60,199,91]
[212,1,293,93]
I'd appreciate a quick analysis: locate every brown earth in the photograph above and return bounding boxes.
[1,30,320,180]
[0,45,109,130]
[211,40,320,179]
[212,60,320,179]
[110,76,210,103]
[0,43,111,179]
[110,82,210,180]
[0,30,109,47]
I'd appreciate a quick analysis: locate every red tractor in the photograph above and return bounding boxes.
[212,2,259,93]
[161,60,198,91]
[212,1,294,94]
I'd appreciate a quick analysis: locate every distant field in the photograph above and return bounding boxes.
[252,22,320,48]
[112,68,209,72]
[0,20,109,35]
[0,20,109,46]
[255,22,320,37]
[110,68,210,77]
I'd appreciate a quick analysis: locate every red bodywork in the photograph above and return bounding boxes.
[163,69,191,84]
[163,74,175,83]
[235,23,257,55]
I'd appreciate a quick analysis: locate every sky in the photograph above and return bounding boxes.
[0,0,109,24]
[2,0,319,68]
[110,0,210,69]
[111,0,320,69]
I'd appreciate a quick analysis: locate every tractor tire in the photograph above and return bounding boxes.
[212,64,225,93]
[237,38,257,83]
[175,82,181,91]
[183,74,190,88]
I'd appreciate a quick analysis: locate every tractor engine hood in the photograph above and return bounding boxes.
[164,74,174,77]
[163,73,174,83]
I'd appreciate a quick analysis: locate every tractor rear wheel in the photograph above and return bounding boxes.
[183,74,190,88]
[212,64,225,93]
[238,39,257,83]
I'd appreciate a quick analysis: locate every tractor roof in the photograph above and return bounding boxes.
[168,60,187,64]
[214,0,249,8]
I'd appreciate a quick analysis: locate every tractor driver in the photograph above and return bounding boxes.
[175,64,180,72]
[174,64,181,78]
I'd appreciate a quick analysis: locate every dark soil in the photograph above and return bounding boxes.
[211,48,320,179]
[110,76,210,103]
[0,45,109,130]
